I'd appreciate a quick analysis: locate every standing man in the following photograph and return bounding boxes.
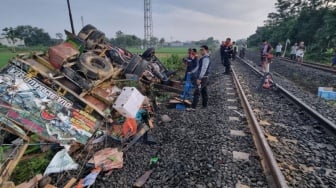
[183,48,198,81]
[290,43,298,60]
[261,40,273,72]
[220,38,233,74]
[296,41,305,64]
[188,45,211,111]
[275,42,282,57]
[232,41,238,61]
[331,48,336,67]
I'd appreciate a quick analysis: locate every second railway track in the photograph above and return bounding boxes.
[233,54,336,187]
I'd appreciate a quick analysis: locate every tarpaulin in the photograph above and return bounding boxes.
[44,149,78,176]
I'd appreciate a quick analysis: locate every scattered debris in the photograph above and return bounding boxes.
[0,23,184,186]
[161,114,172,122]
[88,148,123,171]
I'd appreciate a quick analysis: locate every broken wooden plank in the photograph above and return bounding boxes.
[15,174,42,188]
[169,99,182,104]
[0,181,15,188]
[148,118,154,129]
[63,178,77,188]
[43,184,57,188]
[173,97,191,105]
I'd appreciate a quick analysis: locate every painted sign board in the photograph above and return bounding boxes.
[0,64,97,144]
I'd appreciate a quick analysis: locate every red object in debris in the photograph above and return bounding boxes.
[48,42,79,69]
[263,79,271,89]
[122,118,137,137]
[40,110,56,120]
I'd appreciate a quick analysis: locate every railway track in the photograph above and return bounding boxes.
[232,55,336,187]
[277,57,336,74]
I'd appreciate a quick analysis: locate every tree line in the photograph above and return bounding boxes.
[0,25,161,48]
[1,25,219,50]
[247,0,336,62]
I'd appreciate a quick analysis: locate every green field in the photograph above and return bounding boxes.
[0,46,48,68]
[0,48,16,68]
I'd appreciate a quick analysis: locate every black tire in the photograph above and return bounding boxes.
[134,59,150,75]
[78,53,113,80]
[86,30,105,49]
[124,55,141,73]
[106,48,125,65]
[77,24,97,41]
[141,47,155,60]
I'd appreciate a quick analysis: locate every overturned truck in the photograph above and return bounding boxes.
[0,24,180,186]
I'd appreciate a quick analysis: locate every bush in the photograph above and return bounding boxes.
[11,152,51,184]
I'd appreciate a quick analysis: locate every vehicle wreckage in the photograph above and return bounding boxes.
[0,24,183,187]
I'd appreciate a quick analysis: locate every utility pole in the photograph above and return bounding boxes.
[81,16,84,28]
[144,0,153,48]
[67,0,75,34]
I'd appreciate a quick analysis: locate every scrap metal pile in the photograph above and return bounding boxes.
[0,24,179,187]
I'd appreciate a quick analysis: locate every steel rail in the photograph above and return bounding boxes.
[278,57,336,74]
[231,67,288,188]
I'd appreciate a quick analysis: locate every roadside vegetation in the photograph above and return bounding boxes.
[248,0,336,64]
[247,1,336,64]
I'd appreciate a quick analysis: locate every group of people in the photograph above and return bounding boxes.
[260,40,306,72]
[180,38,336,111]
[219,38,240,74]
[182,38,242,111]
[182,45,212,111]
[289,41,305,64]
[273,41,305,64]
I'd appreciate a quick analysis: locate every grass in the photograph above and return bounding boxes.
[0,48,16,68]
[0,46,48,68]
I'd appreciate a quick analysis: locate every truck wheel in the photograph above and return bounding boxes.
[77,24,97,41]
[86,30,105,49]
[141,47,155,60]
[78,53,113,80]
[124,55,139,73]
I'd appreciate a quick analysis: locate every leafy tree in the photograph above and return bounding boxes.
[2,25,52,46]
[2,27,18,52]
[159,38,165,47]
[56,32,64,40]
[248,0,336,62]
[110,31,143,48]
[150,36,158,47]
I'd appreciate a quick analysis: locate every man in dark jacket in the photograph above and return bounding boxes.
[187,45,211,111]
[220,38,233,74]
[183,48,198,81]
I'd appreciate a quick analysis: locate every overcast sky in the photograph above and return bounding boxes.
[0,0,276,42]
